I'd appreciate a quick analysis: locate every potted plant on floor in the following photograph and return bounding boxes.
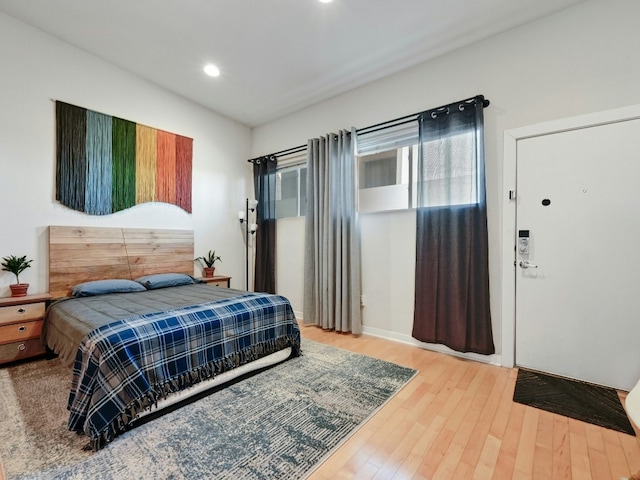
[194,250,221,278]
[1,255,33,297]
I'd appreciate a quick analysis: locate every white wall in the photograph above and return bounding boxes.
[0,12,252,296]
[253,0,640,362]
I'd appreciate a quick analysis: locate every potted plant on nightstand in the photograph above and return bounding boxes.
[1,255,33,297]
[194,250,221,278]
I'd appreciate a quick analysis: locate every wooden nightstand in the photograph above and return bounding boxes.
[198,275,231,288]
[0,293,51,365]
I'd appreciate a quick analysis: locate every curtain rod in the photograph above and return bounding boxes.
[247,95,490,163]
[248,145,305,164]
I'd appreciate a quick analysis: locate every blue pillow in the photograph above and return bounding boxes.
[134,273,197,290]
[71,279,146,297]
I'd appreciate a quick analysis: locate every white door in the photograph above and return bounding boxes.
[515,118,640,391]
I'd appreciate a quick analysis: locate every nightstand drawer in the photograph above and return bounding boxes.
[198,276,231,288]
[0,302,46,325]
[0,338,46,364]
[0,319,43,343]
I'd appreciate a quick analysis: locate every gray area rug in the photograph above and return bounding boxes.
[0,340,416,479]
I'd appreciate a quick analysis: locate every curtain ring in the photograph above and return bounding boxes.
[432,107,450,118]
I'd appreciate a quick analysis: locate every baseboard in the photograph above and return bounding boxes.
[362,325,502,367]
[296,316,501,367]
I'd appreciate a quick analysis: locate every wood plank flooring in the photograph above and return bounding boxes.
[301,323,640,480]
[1,323,638,480]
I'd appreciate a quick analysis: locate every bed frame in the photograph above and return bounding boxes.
[46,225,295,443]
[48,225,194,298]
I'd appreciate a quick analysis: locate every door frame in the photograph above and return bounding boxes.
[500,104,640,368]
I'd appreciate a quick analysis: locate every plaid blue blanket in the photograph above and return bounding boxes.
[67,292,301,449]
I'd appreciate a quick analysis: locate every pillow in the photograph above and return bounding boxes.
[134,273,197,290]
[71,279,146,297]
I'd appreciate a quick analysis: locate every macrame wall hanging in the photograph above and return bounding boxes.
[56,101,193,215]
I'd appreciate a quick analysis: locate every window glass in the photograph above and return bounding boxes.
[275,165,306,218]
[418,130,478,207]
[357,145,417,213]
[299,167,307,216]
[360,154,397,189]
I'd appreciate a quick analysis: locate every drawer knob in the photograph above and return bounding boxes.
[18,343,26,351]
[17,308,26,314]
[18,325,27,332]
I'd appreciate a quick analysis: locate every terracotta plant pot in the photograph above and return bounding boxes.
[9,283,29,297]
[203,267,215,278]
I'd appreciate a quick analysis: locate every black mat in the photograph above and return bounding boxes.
[513,368,636,436]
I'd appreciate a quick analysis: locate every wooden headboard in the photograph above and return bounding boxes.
[49,226,194,298]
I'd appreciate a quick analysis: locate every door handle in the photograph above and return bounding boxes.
[519,260,538,269]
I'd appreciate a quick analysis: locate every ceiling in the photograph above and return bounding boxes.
[0,0,586,127]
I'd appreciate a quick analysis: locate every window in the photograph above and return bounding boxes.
[357,128,478,212]
[418,129,479,208]
[273,101,481,217]
[275,164,306,218]
[357,145,418,213]
[356,117,419,214]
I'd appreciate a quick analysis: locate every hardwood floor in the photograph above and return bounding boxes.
[2,323,637,480]
[301,323,640,480]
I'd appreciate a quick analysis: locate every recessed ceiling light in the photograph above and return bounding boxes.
[318,0,333,3]
[204,64,220,77]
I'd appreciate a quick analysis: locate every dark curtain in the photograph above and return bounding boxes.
[253,155,277,294]
[412,96,494,355]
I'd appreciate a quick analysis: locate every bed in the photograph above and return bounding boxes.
[44,226,301,450]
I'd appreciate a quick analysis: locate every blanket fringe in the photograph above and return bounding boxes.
[89,334,301,450]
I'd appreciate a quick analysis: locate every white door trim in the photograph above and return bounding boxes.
[501,104,640,368]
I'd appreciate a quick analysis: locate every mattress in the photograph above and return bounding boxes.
[43,284,301,449]
[44,284,246,367]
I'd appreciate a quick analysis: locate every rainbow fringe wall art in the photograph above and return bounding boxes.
[56,101,193,215]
